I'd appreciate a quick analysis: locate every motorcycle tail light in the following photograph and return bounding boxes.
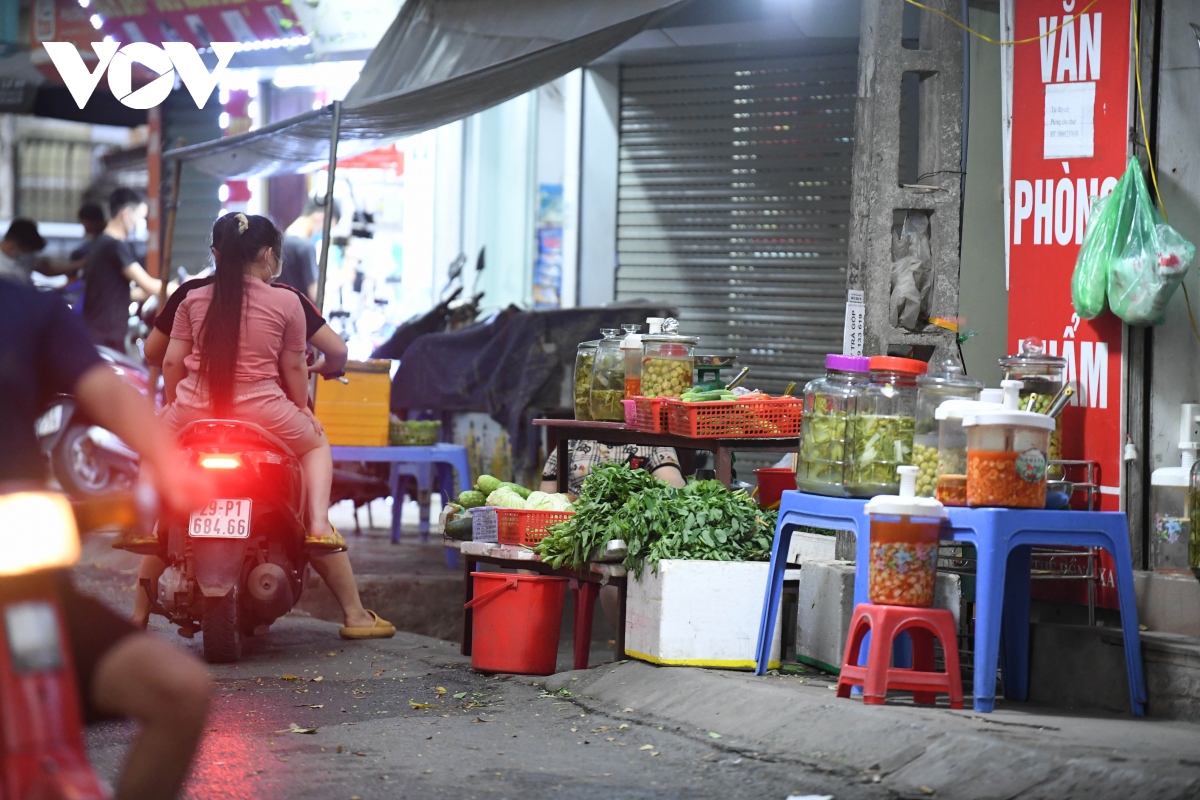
[0,492,80,576]
[200,455,242,470]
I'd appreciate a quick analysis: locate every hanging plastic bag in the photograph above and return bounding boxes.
[889,212,932,331]
[1107,161,1196,326]
[1071,160,1137,319]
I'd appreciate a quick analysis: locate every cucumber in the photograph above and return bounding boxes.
[445,516,475,541]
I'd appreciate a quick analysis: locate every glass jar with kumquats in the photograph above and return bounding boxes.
[914,354,982,498]
[864,465,947,607]
[845,356,928,498]
[1000,337,1067,475]
[962,382,1056,509]
[640,319,697,399]
[797,354,870,496]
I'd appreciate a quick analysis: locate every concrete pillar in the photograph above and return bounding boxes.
[845,0,964,359]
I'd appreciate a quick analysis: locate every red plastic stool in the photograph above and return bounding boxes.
[836,604,964,708]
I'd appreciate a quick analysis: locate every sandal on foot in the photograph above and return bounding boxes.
[339,610,396,640]
[306,524,347,553]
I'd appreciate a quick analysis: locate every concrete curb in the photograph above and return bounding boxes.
[547,661,1200,800]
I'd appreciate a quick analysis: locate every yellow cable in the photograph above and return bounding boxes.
[1132,0,1200,343]
[903,0,1101,46]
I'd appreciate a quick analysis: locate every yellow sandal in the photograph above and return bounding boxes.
[306,523,347,553]
[339,610,396,640]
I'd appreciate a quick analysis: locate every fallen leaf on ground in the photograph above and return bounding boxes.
[639,744,655,751]
[434,687,447,695]
[453,692,467,699]
[920,788,934,795]
[471,717,493,723]
[280,674,298,682]
[353,751,366,757]
[622,707,633,712]
[618,724,629,729]
[591,726,610,733]
[297,704,323,709]
[336,746,343,753]
[374,669,387,676]
[310,676,323,682]
[325,652,336,657]
[708,732,722,739]
[409,700,435,709]
[276,723,317,734]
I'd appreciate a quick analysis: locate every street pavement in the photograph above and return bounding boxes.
[73,530,888,800]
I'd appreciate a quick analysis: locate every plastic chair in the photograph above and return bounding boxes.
[837,603,964,708]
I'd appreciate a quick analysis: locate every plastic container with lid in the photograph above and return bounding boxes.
[797,354,871,496]
[619,324,644,400]
[845,356,928,498]
[913,354,983,497]
[864,465,947,607]
[963,381,1056,508]
[590,328,626,421]
[640,318,698,398]
[574,340,599,420]
[1150,404,1200,572]
[1000,337,1068,472]
[934,387,1004,506]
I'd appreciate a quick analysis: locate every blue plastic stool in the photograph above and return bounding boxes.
[330,444,471,568]
[936,507,1146,715]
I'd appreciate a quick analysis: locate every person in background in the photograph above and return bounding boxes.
[83,187,173,350]
[281,196,340,302]
[0,277,215,800]
[540,441,685,495]
[0,217,84,285]
[69,201,107,265]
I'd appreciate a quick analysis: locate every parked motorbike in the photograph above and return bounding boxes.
[0,487,150,800]
[121,420,309,664]
[37,346,148,499]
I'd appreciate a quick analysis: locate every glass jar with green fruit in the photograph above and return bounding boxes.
[844,356,927,498]
[640,319,697,399]
[914,354,983,497]
[1000,337,1067,476]
[574,340,598,420]
[590,328,627,421]
[798,354,870,496]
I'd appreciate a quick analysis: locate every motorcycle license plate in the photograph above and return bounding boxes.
[189,499,252,538]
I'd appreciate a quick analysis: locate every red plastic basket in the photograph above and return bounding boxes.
[666,397,803,439]
[632,396,670,433]
[496,509,575,546]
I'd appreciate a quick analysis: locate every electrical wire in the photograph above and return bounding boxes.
[1131,0,1200,344]
[903,0,1101,46]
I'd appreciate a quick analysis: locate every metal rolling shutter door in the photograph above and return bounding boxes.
[614,49,858,398]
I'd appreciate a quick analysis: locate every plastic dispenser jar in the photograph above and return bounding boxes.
[1000,337,1067,472]
[1150,404,1200,572]
[590,328,626,421]
[845,356,928,498]
[574,339,598,420]
[797,354,870,496]
[621,323,646,400]
[933,388,1003,506]
[963,381,1056,508]
[640,319,697,399]
[913,355,983,497]
[864,465,947,607]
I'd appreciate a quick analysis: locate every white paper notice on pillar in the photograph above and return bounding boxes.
[1043,82,1096,159]
[842,290,865,357]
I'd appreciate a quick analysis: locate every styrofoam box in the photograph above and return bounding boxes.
[787,530,837,565]
[625,560,783,670]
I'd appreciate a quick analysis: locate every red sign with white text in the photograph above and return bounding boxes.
[1008,0,1131,512]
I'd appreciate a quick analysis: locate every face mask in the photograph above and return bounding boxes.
[268,250,283,282]
[133,217,148,242]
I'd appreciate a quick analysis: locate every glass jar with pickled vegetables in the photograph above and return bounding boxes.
[574,340,598,420]
[914,354,983,497]
[845,356,928,498]
[797,354,870,496]
[865,465,947,607]
[933,388,1002,506]
[590,328,626,421]
[1000,337,1067,475]
[640,319,697,399]
[1188,459,1200,575]
[963,382,1056,509]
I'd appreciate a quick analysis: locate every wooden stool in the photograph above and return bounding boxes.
[836,603,964,709]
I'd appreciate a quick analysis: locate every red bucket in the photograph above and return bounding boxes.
[755,467,797,508]
[466,572,567,675]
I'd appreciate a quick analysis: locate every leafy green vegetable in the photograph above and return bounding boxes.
[500,481,532,500]
[486,488,525,508]
[476,475,502,495]
[534,463,775,576]
[457,490,486,509]
[525,491,573,512]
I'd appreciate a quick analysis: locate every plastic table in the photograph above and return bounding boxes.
[330,444,471,565]
[754,491,1147,715]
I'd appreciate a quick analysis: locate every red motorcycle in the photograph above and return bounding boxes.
[0,488,149,800]
[118,420,309,664]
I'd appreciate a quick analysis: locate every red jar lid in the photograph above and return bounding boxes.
[868,356,929,376]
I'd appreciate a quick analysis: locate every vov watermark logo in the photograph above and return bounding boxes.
[43,42,237,110]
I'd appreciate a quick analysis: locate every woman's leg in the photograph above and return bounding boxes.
[309,551,375,628]
[132,555,167,628]
[300,440,335,539]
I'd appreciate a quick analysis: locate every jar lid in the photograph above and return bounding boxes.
[999,336,1067,368]
[864,466,947,518]
[868,356,929,376]
[826,354,870,372]
[642,333,699,345]
[934,397,1004,421]
[962,410,1057,431]
[917,353,983,392]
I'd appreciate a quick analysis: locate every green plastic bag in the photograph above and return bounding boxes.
[1072,160,1136,319]
[1107,161,1196,326]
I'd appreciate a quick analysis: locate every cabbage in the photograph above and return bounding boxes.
[525,491,553,510]
[485,488,526,509]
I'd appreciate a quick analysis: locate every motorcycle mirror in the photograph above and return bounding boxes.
[447,253,466,282]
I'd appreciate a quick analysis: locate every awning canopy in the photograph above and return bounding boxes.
[166,0,686,179]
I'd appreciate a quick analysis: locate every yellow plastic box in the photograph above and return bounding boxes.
[314,359,392,446]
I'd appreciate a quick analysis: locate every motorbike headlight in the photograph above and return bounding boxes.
[0,492,81,576]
